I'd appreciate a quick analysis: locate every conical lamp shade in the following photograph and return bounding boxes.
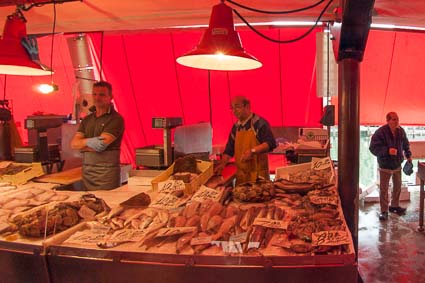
[176,2,262,71]
[0,13,52,76]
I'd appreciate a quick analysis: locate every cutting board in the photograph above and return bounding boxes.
[35,167,82,185]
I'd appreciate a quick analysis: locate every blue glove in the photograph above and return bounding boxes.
[86,137,107,152]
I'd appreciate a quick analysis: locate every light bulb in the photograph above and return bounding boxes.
[37,83,59,94]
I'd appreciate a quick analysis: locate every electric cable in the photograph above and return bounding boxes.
[170,32,186,123]
[49,1,57,85]
[2,75,5,102]
[99,31,104,79]
[226,0,326,15]
[232,0,333,44]
[121,35,147,145]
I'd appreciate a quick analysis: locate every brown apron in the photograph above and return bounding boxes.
[82,150,121,191]
[234,122,269,185]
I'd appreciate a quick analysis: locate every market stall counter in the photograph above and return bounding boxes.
[1,157,357,283]
[44,158,356,283]
[0,181,75,283]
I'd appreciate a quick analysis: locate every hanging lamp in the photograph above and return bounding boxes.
[176,1,262,71]
[0,10,52,76]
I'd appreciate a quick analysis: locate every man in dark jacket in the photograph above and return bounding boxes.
[369,112,412,220]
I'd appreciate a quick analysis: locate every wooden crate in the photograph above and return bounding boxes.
[151,160,213,195]
[275,157,335,184]
[0,162,44,185]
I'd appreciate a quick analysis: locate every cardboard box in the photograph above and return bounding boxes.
[151,160,213,195]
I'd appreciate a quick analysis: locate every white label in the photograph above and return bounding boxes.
[108,229,148,242]
[64,230,108,244]
[190,236,212,246]
[155,226,197,237]
[190,185,222,202]
[211,240,244,254]
[309,195,339,206]
[149,193,185,210]
[252,217,288,230]
[158,180,185,194]
[312,230,351,246]
[311,157,332,171]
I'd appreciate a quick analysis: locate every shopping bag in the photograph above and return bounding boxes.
[403,161,413,176]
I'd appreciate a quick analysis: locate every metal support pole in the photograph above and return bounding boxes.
[338,58,360,256]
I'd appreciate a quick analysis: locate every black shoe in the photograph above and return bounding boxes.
[389,206,406,215]
[379,212,388,221]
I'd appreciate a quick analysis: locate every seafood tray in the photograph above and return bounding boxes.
[43,187,355,267]
[151,160,213,195]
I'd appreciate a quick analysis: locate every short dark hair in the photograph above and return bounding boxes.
[386,111,398,121]
[93,81,112,95]
[232,95,250,106]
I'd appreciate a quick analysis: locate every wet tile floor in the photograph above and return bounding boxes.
[358,186,425,283]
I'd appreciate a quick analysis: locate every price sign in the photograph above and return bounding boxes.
[211,240,244,254]
[252,217,288,230]
[158,180,185,194]
[191,185,222,202]
[108,229,148,242]
[190,236,212,246]
[312,230,350,246]
[309,195,339,206]
[311,157,332,171]
[150,193,184,210]
[64,230,108,245]
[156,226,197,237]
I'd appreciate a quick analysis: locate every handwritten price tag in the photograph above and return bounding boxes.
[312,230,350,246]
[191,185,222,202]
[65,230,108,244]
[311,157,331,171]
[158,180,185,194]
[252,217,288,230]
[149,193,182,209]
[309,195,338,206]
[156,227,197,237]
[211,240,244,254]
[108,229,148,242]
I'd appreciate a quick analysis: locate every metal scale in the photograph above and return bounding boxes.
[135,117,182,168]
[15,115,66,173]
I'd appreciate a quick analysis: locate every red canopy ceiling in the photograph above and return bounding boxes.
[332,29,425,125]
[1,27,424,164]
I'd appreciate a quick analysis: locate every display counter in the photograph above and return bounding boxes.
[0,159,357,283]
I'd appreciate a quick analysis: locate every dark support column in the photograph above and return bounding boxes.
[338,59,360,255]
